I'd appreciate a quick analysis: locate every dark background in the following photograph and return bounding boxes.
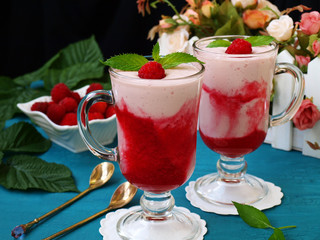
[0,0,319,78]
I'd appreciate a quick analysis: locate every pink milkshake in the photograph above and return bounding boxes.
[195,42,277,157]
[192,35,304,205]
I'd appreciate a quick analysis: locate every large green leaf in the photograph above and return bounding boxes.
[13,36,104,90]
[0,155,79,192]
[43,62,103,90]
[43,36,104,89]
[0,122,51,153]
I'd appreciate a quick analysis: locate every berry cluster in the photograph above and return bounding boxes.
[31,83,115,126]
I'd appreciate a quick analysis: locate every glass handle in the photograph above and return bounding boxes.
[77,90,118,161]
[270,63,305,127]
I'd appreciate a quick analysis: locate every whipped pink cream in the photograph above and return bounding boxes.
[111,63,203,118]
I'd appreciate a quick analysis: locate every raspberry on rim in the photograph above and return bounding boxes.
[225,38,252,54]
[138,61,166,79]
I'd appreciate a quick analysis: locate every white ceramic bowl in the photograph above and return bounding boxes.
[17,86,117,153]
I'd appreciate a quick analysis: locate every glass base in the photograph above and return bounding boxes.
[194,172,269,205]
[116,206,202,240]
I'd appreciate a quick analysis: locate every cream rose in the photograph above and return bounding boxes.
[231,0,257,9]
[266,15,294,41]
[158,26,198,55]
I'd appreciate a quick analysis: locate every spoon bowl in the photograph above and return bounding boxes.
[89,162,115,189]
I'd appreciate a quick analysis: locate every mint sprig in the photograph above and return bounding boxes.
[101,42,204,71]
[207,36,275,48]
[233,201,296,240]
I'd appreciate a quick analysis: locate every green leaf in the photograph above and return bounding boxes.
[0,155,79,192]
[14,36,104,90]
[101,54,148,71]
[215,17,246,36]
[158,52,204,69]
[207,39,231,48]
[269,228,285,240]
[233,201,272,229]
[0,122,51,153]
[246,36,275,47]
[152,42,160,62]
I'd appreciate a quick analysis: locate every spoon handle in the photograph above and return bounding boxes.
[17,187,92,232]
[42,206,113,240]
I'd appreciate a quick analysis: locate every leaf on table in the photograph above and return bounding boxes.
[0,155,79,192]
[269,228,285,240]
[0,122,51,153]
[233,201,272,229]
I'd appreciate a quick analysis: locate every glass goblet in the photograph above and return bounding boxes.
[193,35,305,205]
[78,61,204,239]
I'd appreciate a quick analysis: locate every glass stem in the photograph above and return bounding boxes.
[217,155,247,182]
[140,191,175,221]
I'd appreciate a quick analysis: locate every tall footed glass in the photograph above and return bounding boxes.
[193,36,305,205]
[78,62,204,239]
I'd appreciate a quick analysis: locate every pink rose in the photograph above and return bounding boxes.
[295,55,311,68]
[293,99,320,130]
[312,40,320,57]
[298,11,320,35]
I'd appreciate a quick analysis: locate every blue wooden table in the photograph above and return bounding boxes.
[1,118,320,240]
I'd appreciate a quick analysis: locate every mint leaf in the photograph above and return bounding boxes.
[101,54,148,71]
[246,36,275,46]
[158,52,204,69]
[207,39,231,48]
[0,155,79,192]
[0,122,51,153]
[152,42,160,62]
[269,228,285,240]
[233,201,272,229]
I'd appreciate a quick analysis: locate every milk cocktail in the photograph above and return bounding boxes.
[193,35,304,205]
[195,44,277,157]
[77,48,205,239]
[110,64,202,193]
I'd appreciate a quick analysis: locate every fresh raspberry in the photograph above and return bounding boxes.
[60,113,78,126]
[86,83,104,94]
[89,102,107,114]
[51,83,72,103]
[138,61,166,79]
[225,38,252,54]
[105,105,115,118]
[88,112,104,121]
[71,92,81,103]
[31,102,49,114]
[59,97,78,113]
[47,103,66,124]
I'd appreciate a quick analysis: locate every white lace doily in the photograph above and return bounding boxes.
[186,180,283,215]
[99,206,207,240]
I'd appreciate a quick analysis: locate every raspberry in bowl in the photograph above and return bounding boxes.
[17,84,117,153]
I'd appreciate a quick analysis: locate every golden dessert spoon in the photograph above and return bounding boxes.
[11,162,115,238]
[42,181,138,240]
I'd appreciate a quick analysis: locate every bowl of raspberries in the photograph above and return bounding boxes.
[17,83,117,153]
